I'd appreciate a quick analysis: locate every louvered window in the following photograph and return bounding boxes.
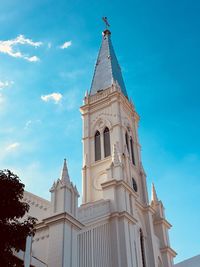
[104,127,111,157]
[130,137,135,165]
[125,132,129,152]
[132,177,138,192]
[140,229,146,267]
[95,131,101,161]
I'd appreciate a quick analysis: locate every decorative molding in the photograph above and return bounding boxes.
[23,191,50,212]
[79,199,111,224]
[110,211,137,224]
[92,116,112,135]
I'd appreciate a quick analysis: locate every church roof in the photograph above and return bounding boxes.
[90,29,128,98]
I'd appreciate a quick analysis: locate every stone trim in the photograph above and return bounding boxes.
[160,246,177,257]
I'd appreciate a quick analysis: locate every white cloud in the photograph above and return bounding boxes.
[25,55,40,62]
[6,142,20,151]
[0,80,14,90]
[60,40,72,49]
[41,93,62,104]
[0,34,42,62]
[47,42,52,49]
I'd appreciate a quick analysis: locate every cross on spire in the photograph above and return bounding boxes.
[102,17,110,29]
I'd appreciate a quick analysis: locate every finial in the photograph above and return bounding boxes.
[83,154,88,167]
[151,183,159,203]
[61,158,70,184]
[102,17,111,36]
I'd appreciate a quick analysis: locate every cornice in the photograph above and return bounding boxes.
[160,246,177,257]
[101,179,138,198]
[135,201,155,214]
[110,211,138,224]
[44,212,84,229]
[35,212,84,231]
[154,218,172,229]
[80,87,139,121]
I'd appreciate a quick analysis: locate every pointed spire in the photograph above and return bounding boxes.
[83,153,88,167]
[61,158,70,184]
[151,183,159,203]
[90,29,128,98]
[85,90,88,98]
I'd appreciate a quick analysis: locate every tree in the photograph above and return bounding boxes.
[0,169,37,266]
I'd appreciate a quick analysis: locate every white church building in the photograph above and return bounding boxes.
[18,27,177,267]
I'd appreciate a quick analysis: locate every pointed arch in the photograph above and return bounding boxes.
[95,131,101,161]
[140,229,146,267]
[130,136,135,165]
[104,127,111,157]
[125,132,129,152]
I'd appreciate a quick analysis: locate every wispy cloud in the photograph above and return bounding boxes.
[47,42,52,49]
[41,93,62,104]
[24,119,41,130]
[0,34,42,62]
[59,40,72,49]
[6,142,20,151]
[0,80,14,90]
[0,93,4,103]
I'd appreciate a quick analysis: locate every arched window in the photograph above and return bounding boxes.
[140,229,146,267]
[130,137,135,165]
[95,131,101,161]
[132,177,138,192]
[125,132,129,152]
[104,127,111,157]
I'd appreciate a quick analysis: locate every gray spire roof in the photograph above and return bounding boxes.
[90,29,128,98]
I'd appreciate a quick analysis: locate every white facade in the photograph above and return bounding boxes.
[21,28,176,267]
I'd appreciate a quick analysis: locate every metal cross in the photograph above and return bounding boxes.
[102,17,110,28]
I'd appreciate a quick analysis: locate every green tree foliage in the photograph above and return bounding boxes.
[0,170,37,266]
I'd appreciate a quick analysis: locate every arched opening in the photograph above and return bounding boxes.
[125,132,129,152]
[95,131,101,161]
[132,177,138,192]
[130,137,135,165]
[104,127,111,157]
[140,229,146,267]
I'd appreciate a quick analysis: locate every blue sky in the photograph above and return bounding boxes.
[0,0,199,263]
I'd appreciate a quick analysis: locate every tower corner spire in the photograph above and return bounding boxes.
[61,158,70,184]
[151,182,159,204]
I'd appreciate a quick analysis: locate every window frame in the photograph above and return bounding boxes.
[130,136,135,165]
[103,127,111,158]
[94,130,101,161]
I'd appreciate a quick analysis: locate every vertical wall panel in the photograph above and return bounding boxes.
[78,223,111,267]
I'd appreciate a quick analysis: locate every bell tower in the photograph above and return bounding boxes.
[80,25,176,267]
[80,28,148,205]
